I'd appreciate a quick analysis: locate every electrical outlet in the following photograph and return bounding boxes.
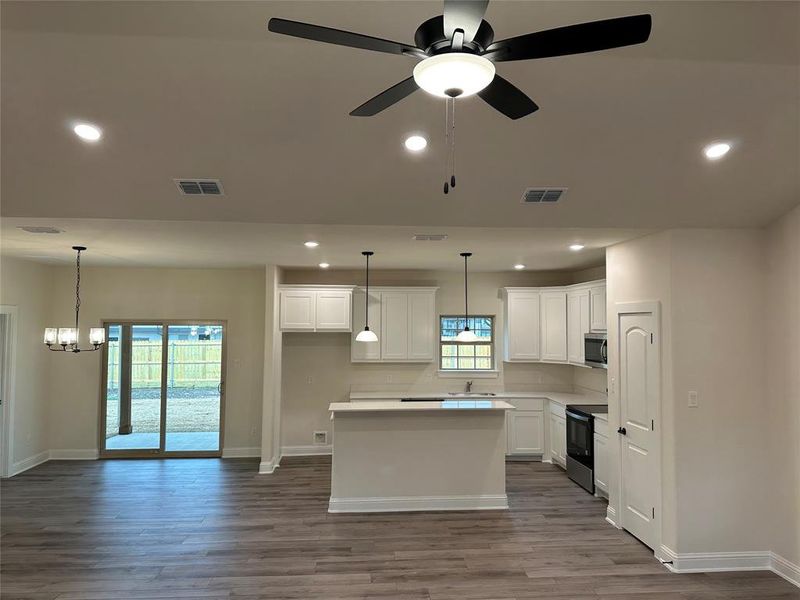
[313,431,328,445]
[688,391,699,408]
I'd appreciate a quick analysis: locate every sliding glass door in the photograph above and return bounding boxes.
[100,321,225,457]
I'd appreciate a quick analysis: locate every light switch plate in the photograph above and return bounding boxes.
[688,391,699,408]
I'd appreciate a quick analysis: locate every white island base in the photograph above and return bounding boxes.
[328,400,513,513]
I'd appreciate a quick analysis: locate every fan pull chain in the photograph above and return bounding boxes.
[443,98,451,194]
[443,97,457,195]
[450,97,456,189]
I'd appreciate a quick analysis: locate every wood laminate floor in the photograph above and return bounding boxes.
[2,457,797,600]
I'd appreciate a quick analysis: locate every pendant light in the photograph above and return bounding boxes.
[43,246,106,353]
[355,251,378,342]
[456,252,479,342]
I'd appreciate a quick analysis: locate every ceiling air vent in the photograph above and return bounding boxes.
[174,179,224,196]
[413,234,448,241]
[521,187,567,204]
[17,226,64,234]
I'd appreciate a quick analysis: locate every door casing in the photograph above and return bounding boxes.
[98,319,227,459]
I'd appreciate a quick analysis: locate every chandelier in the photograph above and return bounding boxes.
[43,246,106,353]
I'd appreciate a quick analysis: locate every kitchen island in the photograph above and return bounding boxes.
[328,400,513,513]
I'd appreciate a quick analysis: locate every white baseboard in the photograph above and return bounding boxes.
[605,504,620,528]
[281,444,332,457]
[770,552,800,588]
[49,449,99,460]
[221,447,260,458]
[258,457,280,474]
[328,494,509,513]
[10,450,49,476]
[660,545,800,588]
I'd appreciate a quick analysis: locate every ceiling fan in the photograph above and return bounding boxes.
[268,1,652,120]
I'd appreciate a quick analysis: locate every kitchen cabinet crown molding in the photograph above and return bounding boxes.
[278,284,357,290]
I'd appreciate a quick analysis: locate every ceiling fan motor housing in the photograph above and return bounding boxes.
[414,16,495,55]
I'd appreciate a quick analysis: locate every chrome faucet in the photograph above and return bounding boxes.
[465,380,473,393]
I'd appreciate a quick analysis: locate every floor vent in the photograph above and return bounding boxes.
[174,179,224,196]
[521,187,566,204]
[413,234,448,241]
[17,226,64,234]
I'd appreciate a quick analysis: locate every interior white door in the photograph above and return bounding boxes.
[0,314,6,477]
[380,292,408,360]
[619,312,659,549]
[540,291,567,361]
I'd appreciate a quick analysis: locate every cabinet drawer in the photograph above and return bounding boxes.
[594,418,609,438]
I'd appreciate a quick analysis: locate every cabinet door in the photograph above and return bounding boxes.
[557,417,567,465]
[540,291,567,362]
[508,410,544,455]
[280,290,316,330]
[505,292,540,361]
[590,284,607,331]
[316,290,352,331]
[593,433,609,494]
[549,413,561,463]
[381,292,409,360]
[567,289,591,364]
[407,292,435,361]
[351,289,381,361]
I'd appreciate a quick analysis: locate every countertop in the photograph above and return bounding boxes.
[330,400,514,413]
[348,390,607,407]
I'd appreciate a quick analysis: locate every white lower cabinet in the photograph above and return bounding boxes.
[593,418,609,496]
[505,399,545,456]
[548,403,567,468]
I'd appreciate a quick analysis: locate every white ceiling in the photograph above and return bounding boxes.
[1,1,798,269]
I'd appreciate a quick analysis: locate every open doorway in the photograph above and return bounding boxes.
[99,320,225,457]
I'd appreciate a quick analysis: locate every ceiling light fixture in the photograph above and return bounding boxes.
[413,54,495,99]
[319,262,330,269]
[513,264,526,270]
[703,142,731,160]
[43,246,106,353]
[456,252,479,343]
[569,244,585,251]
[355,251,378,343]
[404,135,427,152]
[73,122,102,142]
[304,240,319,248]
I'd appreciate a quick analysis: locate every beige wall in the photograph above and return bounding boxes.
[0,257,53,470]
[45,266,266,452]
[765,205,800,566]
[280,268,605,448]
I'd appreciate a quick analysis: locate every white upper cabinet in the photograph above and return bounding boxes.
[279,286,353,332]
[567,289,591,364]
[351,288,381,361]
[380,292,409,361]
[352,287,437,363]
[280,289,316,330]
[316,290,352,331]
[504,290,540,361]
[503,280,605,365]
[540,290,567,362]
[590,284,607,331]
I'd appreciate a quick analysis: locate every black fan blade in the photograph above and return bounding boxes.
[478,75,538,119]
[350,77,419,117]
[268,18,421,56]
[487,14,652,61]
[443,0,489,43]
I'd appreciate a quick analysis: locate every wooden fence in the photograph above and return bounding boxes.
[107,341,221,389]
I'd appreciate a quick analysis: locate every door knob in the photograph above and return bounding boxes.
[617,427,627,435]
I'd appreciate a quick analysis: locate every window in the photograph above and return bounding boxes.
[440,316,494,370]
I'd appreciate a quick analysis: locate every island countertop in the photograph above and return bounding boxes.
[329,399,514,413]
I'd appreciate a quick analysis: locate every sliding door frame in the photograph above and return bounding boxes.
[98,319,227,459]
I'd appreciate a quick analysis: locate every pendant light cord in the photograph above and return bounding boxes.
[365,252,369,328]
[74,248,82,331]
[463,253,468,325]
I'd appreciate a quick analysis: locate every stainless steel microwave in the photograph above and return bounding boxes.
[584,332,607,369]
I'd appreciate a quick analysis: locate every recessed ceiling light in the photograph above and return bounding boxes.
[73,122,102,142]
[319,262,330,269]
[404,135,427,152]
[569,244,585,251]
[703,142,731,160]
[304,241,319,248]
[513,264,526,270]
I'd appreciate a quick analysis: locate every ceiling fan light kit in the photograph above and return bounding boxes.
[268,2,651,192]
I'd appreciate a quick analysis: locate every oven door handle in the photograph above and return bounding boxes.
[566,410,591,422]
